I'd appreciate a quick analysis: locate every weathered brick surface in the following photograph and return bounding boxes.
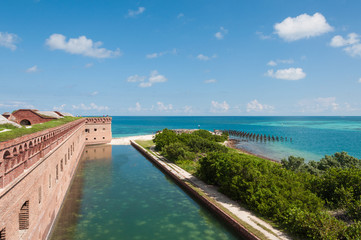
[9,110,55,125]
[0,117,112,240]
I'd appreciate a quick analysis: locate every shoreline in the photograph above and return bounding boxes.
[110,134,280,163]
[225,138,280,163]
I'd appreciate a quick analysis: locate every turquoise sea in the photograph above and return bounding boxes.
[111,116,361,161]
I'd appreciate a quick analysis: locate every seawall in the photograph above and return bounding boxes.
[130,140,260,240]
[0,117,111,240]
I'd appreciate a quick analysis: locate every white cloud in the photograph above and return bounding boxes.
[247,100,274,112]
[45,34,121,59]
[0,32,19,50]
[266,68,306,81]
[196,54,217,61]
[85,63,94,68]
[298,97,339,113]
[26,65,38,73]
[330,33,361,57]
[72,103,109,111]
[157,102,173,111]
[267,60,277,66]
[330,33,359,47]
[0,101,35,109]
[127,7,145,17]
[90,91,98,96]
[358,78,361,83]
[211,100,229,113]
[267,59,294,66]
[53,104,66,111]
[128,102,142,112]
[127,74,146,82]
[127,70,167,88]
[204,79,217,84]
[274,13,333,41]
[344,43,361,57]
[214,27,228,40]
[146,49,177,59]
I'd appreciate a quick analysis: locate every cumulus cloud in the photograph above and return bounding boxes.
[127,70,167,88]
[330,33,361,57]
[359,78,361,83]
[146,49,177,59]
[127,7,145,17]
[210,101,229,113]
[266,68,306,80]
[72,103,109,111]
[214,27,228,40]
[274,13,333,41]
[85,63,94,68]
[127,74,146,82]
[128,102,142,112]
[26,65,38,73]
[267,59,294,66]
[157,102,173,111]
[330,33,359,47]
[45,34,121,58]
[0,101,34,109]
[0,32,19,50]
[298,97,339,113]
[246,100,274,112]
[53,104,66,111]
[204,79,217,84]
[90,91,98,96]
[197,54,217,61]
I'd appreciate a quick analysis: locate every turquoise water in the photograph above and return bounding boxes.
[50,145,240,240]
[111,116,361,161]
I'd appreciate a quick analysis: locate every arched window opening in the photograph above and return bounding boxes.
[19,145,23,153]
[19,201,29,230]
[3,151,11,160]
[0,228,5,240]
[20,119,31,126]
[29,141,33,148]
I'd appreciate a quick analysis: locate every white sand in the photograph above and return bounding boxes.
[110,134,154,145]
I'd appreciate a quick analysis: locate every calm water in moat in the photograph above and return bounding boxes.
[50,145,240,240]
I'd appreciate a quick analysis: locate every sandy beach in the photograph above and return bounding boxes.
[110,134,155,145]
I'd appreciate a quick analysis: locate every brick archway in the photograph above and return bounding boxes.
[20,119,31,126]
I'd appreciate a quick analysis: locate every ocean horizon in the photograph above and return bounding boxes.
[110,116,361,161]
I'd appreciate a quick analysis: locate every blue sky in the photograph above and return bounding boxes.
[1,0,361,116]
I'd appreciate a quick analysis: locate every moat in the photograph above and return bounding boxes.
[50,144,241,240]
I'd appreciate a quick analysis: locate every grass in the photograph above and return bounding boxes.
[0,117,82,142]
[0,123,18,130]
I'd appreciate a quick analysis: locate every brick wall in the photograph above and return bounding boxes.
[0,117,112,240]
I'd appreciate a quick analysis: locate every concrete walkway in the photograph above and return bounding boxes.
[147,148,290,240]
[112,135,291,239]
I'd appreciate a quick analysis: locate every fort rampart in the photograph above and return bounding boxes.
[0,117,112,240]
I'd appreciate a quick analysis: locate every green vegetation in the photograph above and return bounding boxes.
[154,128,361,239]
[0,117,81,142]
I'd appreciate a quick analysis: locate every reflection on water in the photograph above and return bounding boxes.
[50,145,240,240]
